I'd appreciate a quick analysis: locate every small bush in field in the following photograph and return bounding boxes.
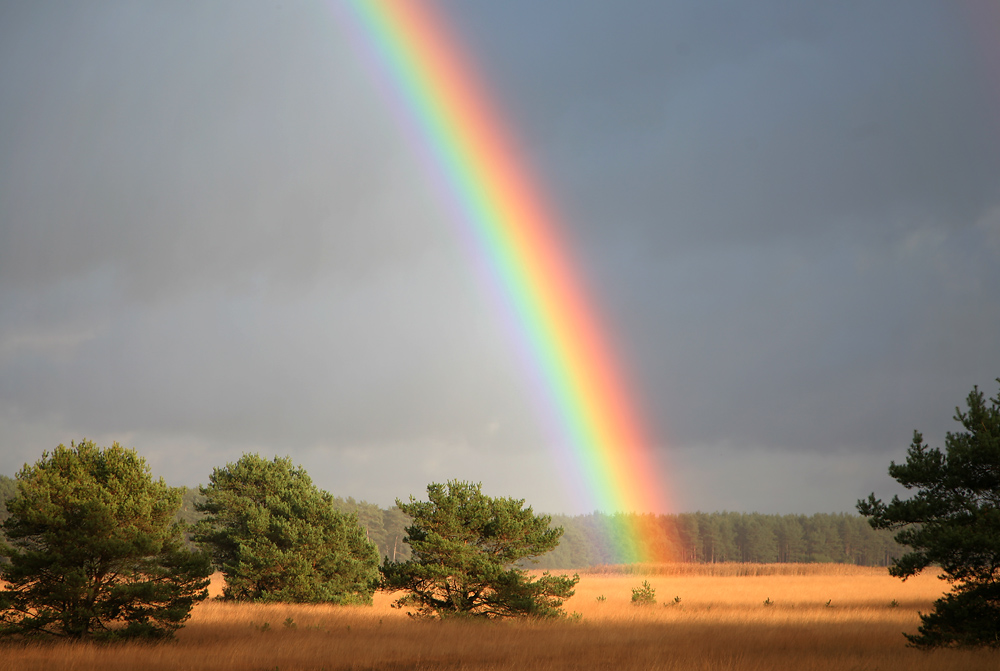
[631,581,656,606]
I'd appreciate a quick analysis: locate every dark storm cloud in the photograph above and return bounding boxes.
[1,0,998,514]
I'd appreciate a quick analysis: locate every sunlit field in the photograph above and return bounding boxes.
[2,565,998,671]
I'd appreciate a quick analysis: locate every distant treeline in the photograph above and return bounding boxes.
[2,475,902,567]
[538,511,905,568]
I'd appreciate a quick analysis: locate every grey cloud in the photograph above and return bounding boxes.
[0,1,417,298]
[449,0,998,251]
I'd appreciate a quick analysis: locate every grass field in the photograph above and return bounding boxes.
[2,564,998,670]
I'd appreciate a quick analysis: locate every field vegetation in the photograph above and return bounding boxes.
[2,564,998,671]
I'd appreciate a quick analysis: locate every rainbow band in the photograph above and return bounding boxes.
[342,0,670,560]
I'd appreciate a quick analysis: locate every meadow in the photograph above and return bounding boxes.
[2,564,998,671]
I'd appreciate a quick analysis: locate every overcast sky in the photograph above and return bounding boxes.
[1,1,998,515]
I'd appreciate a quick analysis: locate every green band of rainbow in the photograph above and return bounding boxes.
[342,0,672,562]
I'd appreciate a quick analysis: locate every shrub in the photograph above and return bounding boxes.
[631,580,657,606]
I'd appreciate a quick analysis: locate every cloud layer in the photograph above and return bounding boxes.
[1,0,998,514]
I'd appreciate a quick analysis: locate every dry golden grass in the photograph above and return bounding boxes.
[2,565,998,670]
[582,561,891,577]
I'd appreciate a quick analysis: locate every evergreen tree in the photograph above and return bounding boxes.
[774,517,800,562]
[381,481,578,618]
[859,381,1000,647]
[195,454,379,604]
[678,514,701,562]
[741,515,778,562]
[0,475,16,527]
[0,474,16,547]
[0,441,211,640]
[714,513,740,562]
[382,505,413,563]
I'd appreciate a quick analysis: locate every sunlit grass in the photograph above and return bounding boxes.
[1,565,997,670]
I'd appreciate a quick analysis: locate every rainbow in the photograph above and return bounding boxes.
[340,0,672,562]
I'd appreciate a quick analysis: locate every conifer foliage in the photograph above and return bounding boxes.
[381,480,578,618]
[0,441,211,640]
[859,380,1000,648]
[195,454,379,603]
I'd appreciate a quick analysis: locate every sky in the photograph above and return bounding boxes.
[1,0,998,516]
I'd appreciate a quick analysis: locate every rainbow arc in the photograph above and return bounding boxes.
[342,0,672,562]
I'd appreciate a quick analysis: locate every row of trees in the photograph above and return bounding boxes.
[0,447,576,640]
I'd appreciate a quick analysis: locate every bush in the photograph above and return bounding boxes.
[631,580,656,606]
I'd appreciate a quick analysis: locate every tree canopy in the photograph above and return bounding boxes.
[0,441,211,640]
[381,481,578,619]
[858,380,1000,647]
[195,454,379,604]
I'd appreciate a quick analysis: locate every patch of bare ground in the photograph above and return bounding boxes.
[1,565,997,671]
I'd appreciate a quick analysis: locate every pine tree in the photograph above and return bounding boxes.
[859,381,1000,647]
[0,441,211,640]
[381,481,578,618]
[195,454,379,604]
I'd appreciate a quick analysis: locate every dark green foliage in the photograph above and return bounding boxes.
[0,475,15,527]
[0,475,15,553]
[858,381,1000,648]
[0,441,211,640]
[381,481,578,619]
[906,583,1000,648]
[195,454,380,604]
